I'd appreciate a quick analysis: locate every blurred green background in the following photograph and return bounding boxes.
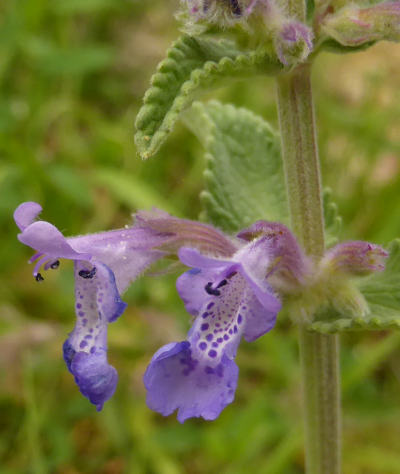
[1,1,400,473]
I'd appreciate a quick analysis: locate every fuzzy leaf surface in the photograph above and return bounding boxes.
[184,101,289,232]
[184,101,342,239]
[135,35,281,159]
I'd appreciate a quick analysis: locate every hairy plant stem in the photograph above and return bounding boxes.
[276,64,341,473]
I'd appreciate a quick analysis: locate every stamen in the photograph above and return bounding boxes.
[35,273,44,282]
[79,267,97,279]
[216,279,228,289]
[29,252,44,264]
[205,282,221,296]
[50,260,60,270]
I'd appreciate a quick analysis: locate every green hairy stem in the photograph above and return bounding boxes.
[275,2,342,468]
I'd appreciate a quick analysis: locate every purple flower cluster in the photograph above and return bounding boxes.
[14,202,387,420]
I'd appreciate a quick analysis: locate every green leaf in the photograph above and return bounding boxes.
[134,35,281,159]
[318,38,376,55]
[183,101,289,232]
[311,240,400,333]
[306,0,315,21]
[184,101,342,239]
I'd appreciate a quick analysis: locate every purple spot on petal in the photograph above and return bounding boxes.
[78,311,85,317]
[202,312,209,319]
[238,314,243,324]
[223,334,229,341]
[207,302,215,309]
[90,347,96,354]
[206,334,213,341]
[212,342,218,348]
[199,342,207,351]
[208,350,217,358]
[201,323,209,331]
[76,303,82,309]
[234,325,238,333]
[82,319,88,326]
[80,340,87,349]
[217,338,223,343]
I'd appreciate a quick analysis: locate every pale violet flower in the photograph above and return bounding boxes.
[14,202,387,420]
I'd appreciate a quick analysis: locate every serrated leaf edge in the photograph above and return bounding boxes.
[135,35,281,159]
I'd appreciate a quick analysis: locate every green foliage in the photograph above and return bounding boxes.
[306,0,315,21]
[184,101,342,243]
[184,101,289,232]
[135,35,281,159]
[318,38,376,55]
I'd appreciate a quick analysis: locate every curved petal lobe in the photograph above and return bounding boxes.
[144,342,238,423]
[64,261,127,410]
[18,221,91,261]
[14,202,43,231]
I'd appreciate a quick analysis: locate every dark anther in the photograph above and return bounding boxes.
[230,0,242,16]
[35,273,44,282]
[205,282,221,296]
[50,260,60,270]
[79,267,97,279]
[216,279,228,289]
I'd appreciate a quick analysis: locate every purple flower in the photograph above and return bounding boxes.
[14,202,236,410]
[144,221,309,422]
[322,2,400,46]
[183,0,273,28]
[15,202,388,420]
[322,241,388,276]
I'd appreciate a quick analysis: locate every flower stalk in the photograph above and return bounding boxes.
[276,48,341,474]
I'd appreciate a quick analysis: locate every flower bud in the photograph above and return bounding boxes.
[321,241,388,277]
[274,21,314,65]
[183,0,249,27]
[322,1,400,46]
[181,0,280,31]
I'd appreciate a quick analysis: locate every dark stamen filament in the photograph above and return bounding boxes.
[216,279,228,289]
[205,282,221,296]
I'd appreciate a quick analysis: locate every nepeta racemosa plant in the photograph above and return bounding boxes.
[15,1,400,472]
